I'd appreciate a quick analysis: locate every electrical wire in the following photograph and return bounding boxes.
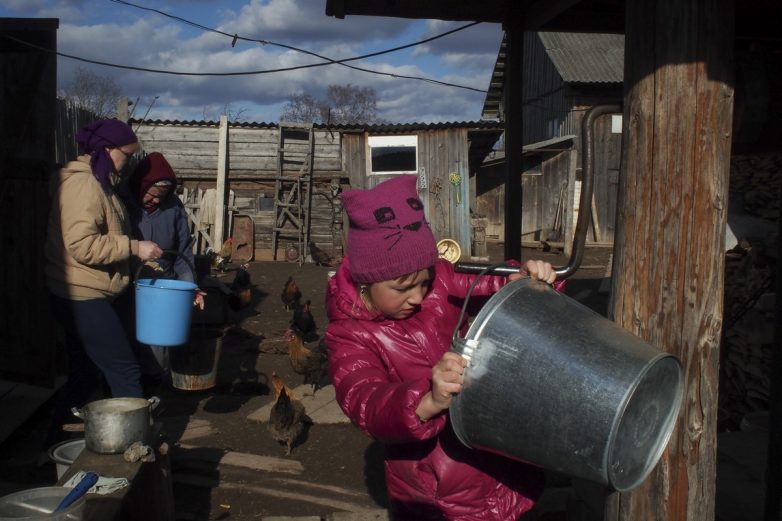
[2,0,488,93]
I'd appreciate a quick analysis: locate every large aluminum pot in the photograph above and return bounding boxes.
[450,278,683,492]
[72,397,160,454]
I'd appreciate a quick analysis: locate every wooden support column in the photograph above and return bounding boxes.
[607,0,734,519]
[213,115,228,247]
[503,15,523,261]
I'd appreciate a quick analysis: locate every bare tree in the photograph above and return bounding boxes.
[280,84,383,124]
[201,103,249,122]
[61,66,122,119]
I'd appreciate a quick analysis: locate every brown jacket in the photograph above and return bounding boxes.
[45,156,139,299]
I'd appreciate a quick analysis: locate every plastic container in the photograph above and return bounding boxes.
[47,439,86,480]
[135,277,197,346]
[450,277,684,492]
[0,486,85,520]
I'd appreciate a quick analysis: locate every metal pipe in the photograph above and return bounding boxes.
[554,103,621,279]
[454,262,520,276]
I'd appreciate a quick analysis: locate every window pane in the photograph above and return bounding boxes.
[371,146,416,172]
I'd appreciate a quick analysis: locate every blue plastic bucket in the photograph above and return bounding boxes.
[135,277,198,346]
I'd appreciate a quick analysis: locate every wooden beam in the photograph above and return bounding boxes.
[503,17,524,261]
[523,0,581,30]
[213,115,228,246]
[606,0,734,519]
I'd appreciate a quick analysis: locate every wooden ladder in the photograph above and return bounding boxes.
[271,122,314,264]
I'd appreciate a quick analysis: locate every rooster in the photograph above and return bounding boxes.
[207,237,233,272]
[291,299,318,342]
[268,372,310,456]
[283,328,330,394]
[309,241,336,267]
[227,263,252,311]
[280,276,301,311]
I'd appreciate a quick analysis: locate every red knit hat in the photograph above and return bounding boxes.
[342,175,438,284]
[131,152,177,204]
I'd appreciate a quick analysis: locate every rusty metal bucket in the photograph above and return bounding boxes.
[449,278,683,492]
[169,328,223,391]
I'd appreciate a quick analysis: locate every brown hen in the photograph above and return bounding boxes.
[283,328,330,394]
[268,372,310,456]
[280,275,302,311]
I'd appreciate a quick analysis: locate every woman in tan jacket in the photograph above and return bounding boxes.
[44,119,162,448]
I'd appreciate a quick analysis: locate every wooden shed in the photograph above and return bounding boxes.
[477,31,624,248]
[132,119,502,261]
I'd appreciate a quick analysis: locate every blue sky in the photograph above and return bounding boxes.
[0,0,504,123]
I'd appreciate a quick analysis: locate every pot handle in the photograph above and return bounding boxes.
[148,396,161,412]
[71,406,85,420]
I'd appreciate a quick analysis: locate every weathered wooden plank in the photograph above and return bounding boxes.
[607,0,733,520]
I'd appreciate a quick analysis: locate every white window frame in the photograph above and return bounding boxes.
[367,135,418,175]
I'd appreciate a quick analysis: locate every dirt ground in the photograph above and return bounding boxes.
[0,244,613,520]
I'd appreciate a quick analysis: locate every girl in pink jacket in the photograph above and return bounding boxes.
[325,175,557,520]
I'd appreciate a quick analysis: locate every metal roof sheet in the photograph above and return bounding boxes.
[538,32,624,83]
[129,119,503,131]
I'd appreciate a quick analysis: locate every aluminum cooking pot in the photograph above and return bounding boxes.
[72,397,160,454]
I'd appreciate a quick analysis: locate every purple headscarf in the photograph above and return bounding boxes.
[75,119,138,188]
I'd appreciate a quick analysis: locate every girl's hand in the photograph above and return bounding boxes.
[415,352,466,423]
[510,259,557,284]
[431,352,466,409]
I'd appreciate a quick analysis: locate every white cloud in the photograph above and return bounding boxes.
[7,0,501,123]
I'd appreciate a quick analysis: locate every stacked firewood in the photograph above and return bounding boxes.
[719,153,779,430]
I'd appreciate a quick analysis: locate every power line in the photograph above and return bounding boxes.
[108,0,485,92]
[3,0,488,93]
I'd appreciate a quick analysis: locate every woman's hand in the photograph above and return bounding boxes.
[138,240,163,262]
[193,289,207,310]
[509,259,557,284]
[416,352,466,422]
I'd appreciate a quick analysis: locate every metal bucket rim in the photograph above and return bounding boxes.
[606,353,684,491]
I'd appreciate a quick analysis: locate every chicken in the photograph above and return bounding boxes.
[227,263,252,311]
[283,328,312,375]
[303,339,330,394]
[291,299,318,342]
[309,241,336,267]
[207,237,233,272]
[283,328,330,394]
[268,372,310,456]
[280,275,302,311]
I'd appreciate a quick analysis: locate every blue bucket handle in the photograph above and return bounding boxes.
[134,249,197,285]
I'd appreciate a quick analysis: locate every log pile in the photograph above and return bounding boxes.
[719,153,780,430]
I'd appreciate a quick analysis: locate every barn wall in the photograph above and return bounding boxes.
[134,123,480,260]
[475,149,574,245]
[134,123,343,179]
[0,19,59,385]
[349,128,472,252]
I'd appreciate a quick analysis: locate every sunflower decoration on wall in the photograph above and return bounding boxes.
[448,172,462,205]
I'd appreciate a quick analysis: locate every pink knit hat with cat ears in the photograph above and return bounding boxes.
[342,175,438,284]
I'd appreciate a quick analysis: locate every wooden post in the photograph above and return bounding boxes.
[117,97,129,122]
[213,115,229,247]
[503,15,523,261]
[606,0,734,519]
[563,149,577,257]
[767,186,782,520]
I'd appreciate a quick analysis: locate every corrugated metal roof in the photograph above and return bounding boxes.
[537,32,624,83]
[129,119,503,131]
